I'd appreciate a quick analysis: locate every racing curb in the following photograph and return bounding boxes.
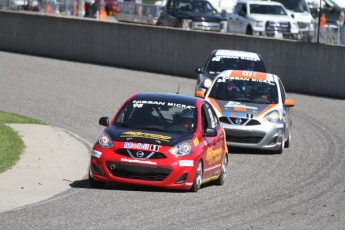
[0,124,91,213]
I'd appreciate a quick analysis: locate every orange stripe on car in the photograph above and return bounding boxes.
[256,104,276,117]
[209,98,222,115]
[229,70,267,80]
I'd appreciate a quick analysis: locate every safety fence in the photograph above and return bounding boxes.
[316,23,340,45]
[115,1,160,25]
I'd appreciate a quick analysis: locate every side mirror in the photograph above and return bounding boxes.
[99,117,110,126]
[284,98,295,107]
[204,128,217,137]
[195,91,205,98]
[195,67,203,73]
[291,13,295,18]
[221,9,227,17]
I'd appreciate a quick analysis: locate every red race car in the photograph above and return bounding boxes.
[89,92,228,192]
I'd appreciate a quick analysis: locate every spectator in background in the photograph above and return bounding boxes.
[84,0,95,17]
[320,13,326,29]
[340,8,345,45]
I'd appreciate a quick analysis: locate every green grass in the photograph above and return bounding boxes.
[0,110,46,173]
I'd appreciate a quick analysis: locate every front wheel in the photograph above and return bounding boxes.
[213,154,228,186]
[285,132,291,148]
[89,173,106,189]
[274,138,284,154]
[190,160,203,192]
[246,26,253,35]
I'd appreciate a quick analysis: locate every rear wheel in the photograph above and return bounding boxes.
[190,160,202,192]
[213,154,228,186]
[89,173,106,189]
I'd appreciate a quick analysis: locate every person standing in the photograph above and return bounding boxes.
[340,8,345,45]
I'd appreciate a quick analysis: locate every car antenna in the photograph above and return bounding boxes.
[176,84,180,94]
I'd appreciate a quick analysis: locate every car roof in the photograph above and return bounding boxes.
[132,92,200,105]
[216,70,277,82]
[213,49,263,61]
[238,0,284,6]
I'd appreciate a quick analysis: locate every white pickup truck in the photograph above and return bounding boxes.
[227,0,299,39]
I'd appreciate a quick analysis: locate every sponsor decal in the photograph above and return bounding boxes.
[185,182,193,186]
[120,132,171,142]
[132,100,195,109]
[133,100,166,108]
[230,112,246,118]
[193,138,199,146]
[204,164,222,172]
[234,107,246,112]
[91,150,102,158]
[223,126,252,131]
[121,158,157,165]
[124,142,161,151]
[275,124,284,128]
[179,160,194,167]
[206,147,223,164]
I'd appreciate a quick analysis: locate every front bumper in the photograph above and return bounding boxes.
[89,146,198,190]
[221,121,284,151]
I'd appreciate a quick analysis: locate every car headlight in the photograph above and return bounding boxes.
[262,110,281,123]
[292,22,298,30]
[309,22,314,30]
[181,19,192,29]
[97,132,114,148]
[255,20,264,28]
[169,140,193,156]
[203,78,212,88]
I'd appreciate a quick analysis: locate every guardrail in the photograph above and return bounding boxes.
[116,1,160,25]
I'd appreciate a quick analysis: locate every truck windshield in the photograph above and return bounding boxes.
[272,0,309,13]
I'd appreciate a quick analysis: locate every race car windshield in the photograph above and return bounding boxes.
[114,100,197,133]
[207,56,266,74]
[208,78,279,104]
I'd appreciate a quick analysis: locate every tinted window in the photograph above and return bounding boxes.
[208,76,279,104]
[272,0,309,13]
[250,4,287,15]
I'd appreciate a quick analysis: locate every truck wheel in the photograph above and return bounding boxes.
[246,26,253,35]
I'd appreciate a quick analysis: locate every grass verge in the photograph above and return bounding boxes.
[0,110,46,173]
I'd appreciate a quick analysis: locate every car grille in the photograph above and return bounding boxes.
[106,162,172,181]
[219,117,261,126]
[265,21,290,32]
[225,133,264,144]
[115,148,167,159]
[297,22,309,29]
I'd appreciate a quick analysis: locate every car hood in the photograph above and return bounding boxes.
[104,126,195,146]
[248,14,295,22]
[177,12,226,22]
[207,98,279,119]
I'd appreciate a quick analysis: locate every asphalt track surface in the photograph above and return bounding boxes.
[0,51,345,230]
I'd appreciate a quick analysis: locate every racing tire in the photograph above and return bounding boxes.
[190,160,203,192]
[285,132,291,148]
[213,154,228,186]
[89,173,106,189]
